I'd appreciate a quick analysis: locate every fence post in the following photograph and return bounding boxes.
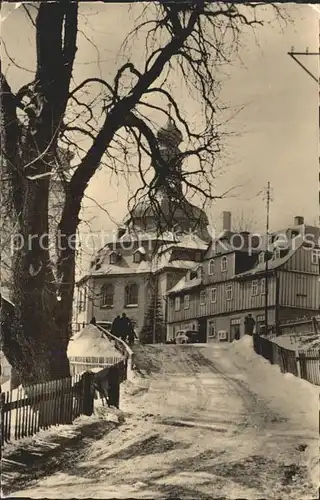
[0,392,5,447]
[82,371,95,416]
[107,365,120,409]
[295,350,301,378]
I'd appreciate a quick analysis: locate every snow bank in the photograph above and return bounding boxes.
[229,335,319,488]
[68,325,120,358]
[270,333,320,351]
[230,336,319,423]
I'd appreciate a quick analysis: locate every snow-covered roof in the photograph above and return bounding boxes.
[68,325,122,358]
[157,238,208,256]
[133,246,146,255]
[167,276,202,294]
[236,237,304,279]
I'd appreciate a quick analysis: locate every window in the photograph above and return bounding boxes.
[226,284,232,301]
[174,296,181,311]
[200,290,206,305]
[311,249,320,265]
[101,284,114,307]
[273,248,281,260]
[261,278,266,295]
[195,251,202,262]
[184,295,190,309]
[209,259,215,275]
[258,252,264,265]
[133,252,141,264]
[125,283,138,306]
[78,287,87,312]
[109,251,119,265]
[251,280,258,296]
[218,330,227,340]
[210,287,217,303]
[197,266,204,279]
[221,256,227,272]
[208,319,216,338]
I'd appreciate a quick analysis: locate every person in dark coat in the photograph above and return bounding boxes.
[119,313,132,342]
[244,314,255,335]
[234,326,240,341]
[127,323,138,346]
[111,315,121,338]
[89,317,96,326]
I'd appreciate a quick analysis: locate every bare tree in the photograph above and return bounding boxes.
[0,1,285,384]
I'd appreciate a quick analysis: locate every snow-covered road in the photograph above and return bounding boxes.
[10,338,319,499]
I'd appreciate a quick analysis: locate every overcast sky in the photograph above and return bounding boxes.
[2,2,319,251]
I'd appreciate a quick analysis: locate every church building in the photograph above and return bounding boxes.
[74,115,211,340]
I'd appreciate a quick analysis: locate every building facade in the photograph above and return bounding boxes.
[74,116,210,337]
[167,217,320,342]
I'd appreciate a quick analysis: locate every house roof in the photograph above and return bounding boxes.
[167,276,202,294]
[204,230,261,260]
[79,247,200,283]
[236,235,305,279]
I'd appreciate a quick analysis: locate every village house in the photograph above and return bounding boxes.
[166,216,320,342]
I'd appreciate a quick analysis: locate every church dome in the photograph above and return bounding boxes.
[124,189,210,241]
[157,117,183,147]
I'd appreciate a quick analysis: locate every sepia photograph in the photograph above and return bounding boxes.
[0,1,319,498]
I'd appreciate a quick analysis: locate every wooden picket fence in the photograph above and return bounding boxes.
[0,357,129,448]
[0,372,94,447]
[253,334,320,386]
[0,325,132,448]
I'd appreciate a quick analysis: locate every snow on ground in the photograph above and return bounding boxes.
[7,338,319,499]
[1,379,39,437]
[269,333,320,350]
[68,325,121,358]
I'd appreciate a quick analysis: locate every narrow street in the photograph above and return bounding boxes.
[9,343,318,499]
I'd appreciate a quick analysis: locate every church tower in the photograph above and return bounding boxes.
[124,112,210,242]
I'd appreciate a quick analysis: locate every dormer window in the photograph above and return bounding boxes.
[109,251,120,265]
[133,247,146,264]
[197,265,203,279]
[133,252,141,264]
[92,257,102,270]
[189,269,198,280]
[258,252,264,265]
[195,251,202,262]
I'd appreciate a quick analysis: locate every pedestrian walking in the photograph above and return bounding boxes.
[89,316,96,326]
[119,312,132,343]
[111,315,121,338]
[244,314,255,336]
[127,323,138,346]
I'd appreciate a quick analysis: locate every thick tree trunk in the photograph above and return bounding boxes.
[1,1,78,386]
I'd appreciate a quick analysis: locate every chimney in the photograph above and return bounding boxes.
[222,211,231,232]
[294,216,304,226]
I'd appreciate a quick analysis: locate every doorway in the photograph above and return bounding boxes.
[198,318,207,343]
[230,318,241,342]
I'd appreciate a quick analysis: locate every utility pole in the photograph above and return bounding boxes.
[263,181,273,335]
[288,30,320,312]
[288,33,320,227]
